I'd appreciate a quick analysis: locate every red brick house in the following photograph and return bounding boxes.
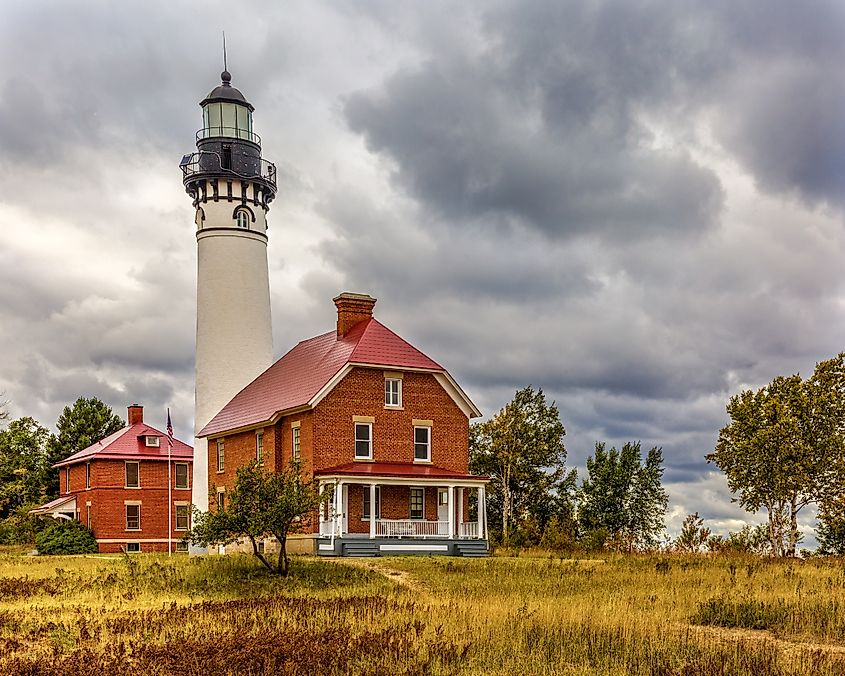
[199,293,489,556]
[31,405,193,553]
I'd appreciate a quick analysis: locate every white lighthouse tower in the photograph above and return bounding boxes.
[180,70,276,524]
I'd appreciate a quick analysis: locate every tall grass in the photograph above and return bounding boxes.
[0,550,843,674]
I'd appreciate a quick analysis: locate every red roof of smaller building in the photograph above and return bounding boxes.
[199,318,447,437]
[315,461,488,482]
[53,422,193,468]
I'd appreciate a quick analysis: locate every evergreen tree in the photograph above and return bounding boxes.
[46,397,124,496]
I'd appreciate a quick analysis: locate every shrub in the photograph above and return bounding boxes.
[35,518,97,555]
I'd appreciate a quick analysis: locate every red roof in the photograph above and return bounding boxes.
[199,318,447,437]
[53,422,193,468]
[315,461,488,482]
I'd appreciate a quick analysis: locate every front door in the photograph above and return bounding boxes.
[438,488,449,536]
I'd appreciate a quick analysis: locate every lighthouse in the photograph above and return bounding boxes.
[180,70,276,524]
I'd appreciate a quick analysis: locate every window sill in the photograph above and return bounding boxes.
[175,486,190,491]
[124,486,141,490]
[413,459,432,464]
[354,457,374,462]
[384,405,404,411]
[125,529,142,532]
[216,470,225,474]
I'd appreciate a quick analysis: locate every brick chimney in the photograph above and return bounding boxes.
[333,293,377,336]
[127,404,143,426]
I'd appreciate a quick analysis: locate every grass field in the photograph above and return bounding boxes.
[1,546,844,675]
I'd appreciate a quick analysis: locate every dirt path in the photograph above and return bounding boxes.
[336,558,428,595]
[687,623,845,656]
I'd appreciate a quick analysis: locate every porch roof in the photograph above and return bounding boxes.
[29,495,76,514]
[315,461,488,483]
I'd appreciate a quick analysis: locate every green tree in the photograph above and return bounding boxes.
[46,397,124,496]
[817,499,845,556]
[674,512,711,553]
[189,462,324,576]
[469,386,572,544]
[0,417,51,519]
[707,354,845,557]
[578,441,668,551]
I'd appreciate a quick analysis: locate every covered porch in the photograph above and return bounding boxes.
[314,462,489,557]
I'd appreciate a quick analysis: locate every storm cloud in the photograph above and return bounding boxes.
[0,0,842,542]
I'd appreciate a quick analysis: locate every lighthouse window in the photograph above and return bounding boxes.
[236,210,249,228]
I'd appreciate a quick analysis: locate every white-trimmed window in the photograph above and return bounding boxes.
[256,432,264,466]
[217,440,225,472]
[292,426,301,461]
[385,378,402,407]
[362,487,381,520]
[235,209,249,228]
[65,467,70,494]
[354,423,372,459]
[176,540,188,553]
[175,504,190,531]
[217,490,226,511]
[126,542,141,553]
[86,504,91,528]
[414,427,431,462]
[85,463,91,489]
[145,435,160,448]
[175,462,189,489]
[125,504,141,530]
[125,461,140,488]
[410,488,424,520]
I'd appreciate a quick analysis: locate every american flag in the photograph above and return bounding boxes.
[166,408,173,448]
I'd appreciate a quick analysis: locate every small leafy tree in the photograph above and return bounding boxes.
[35,518,97,555]
[707,524,772,556]
[46,397,124,496]
[579,441,668,551]
[470,386,572,544]
[189,462,324,576]
[707,355,845,557]
[674,512,711,553]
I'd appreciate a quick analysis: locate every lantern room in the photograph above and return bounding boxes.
[199,70,256,142]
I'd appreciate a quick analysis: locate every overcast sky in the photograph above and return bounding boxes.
[1,1,843,542]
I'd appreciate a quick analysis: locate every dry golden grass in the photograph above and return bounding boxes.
[0,545,843,675]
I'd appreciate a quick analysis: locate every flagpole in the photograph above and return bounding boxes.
[167,408,173,558]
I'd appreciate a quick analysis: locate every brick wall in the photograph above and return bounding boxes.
[63,458,192,553]
[313,367,469,471]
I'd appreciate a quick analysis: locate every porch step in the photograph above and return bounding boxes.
[341,541,380,557]
[455,541,489,558]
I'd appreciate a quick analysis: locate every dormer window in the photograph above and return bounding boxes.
[145,435,160,448]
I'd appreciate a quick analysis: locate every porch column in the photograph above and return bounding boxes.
[479,485,487,541]
[335,481,343,536]
[457,487,464,537]
[447,484,455,539]
[369,483,377,539]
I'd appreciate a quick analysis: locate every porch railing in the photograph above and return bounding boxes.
[375,519,449,538]
[459,522,479,539]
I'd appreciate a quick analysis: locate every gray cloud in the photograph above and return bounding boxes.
[0,1,841,543]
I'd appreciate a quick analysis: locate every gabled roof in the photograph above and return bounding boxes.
[53,423,193,468]
[199,318,480,437]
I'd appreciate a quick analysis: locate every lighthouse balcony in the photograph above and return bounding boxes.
[180,152,277,191]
